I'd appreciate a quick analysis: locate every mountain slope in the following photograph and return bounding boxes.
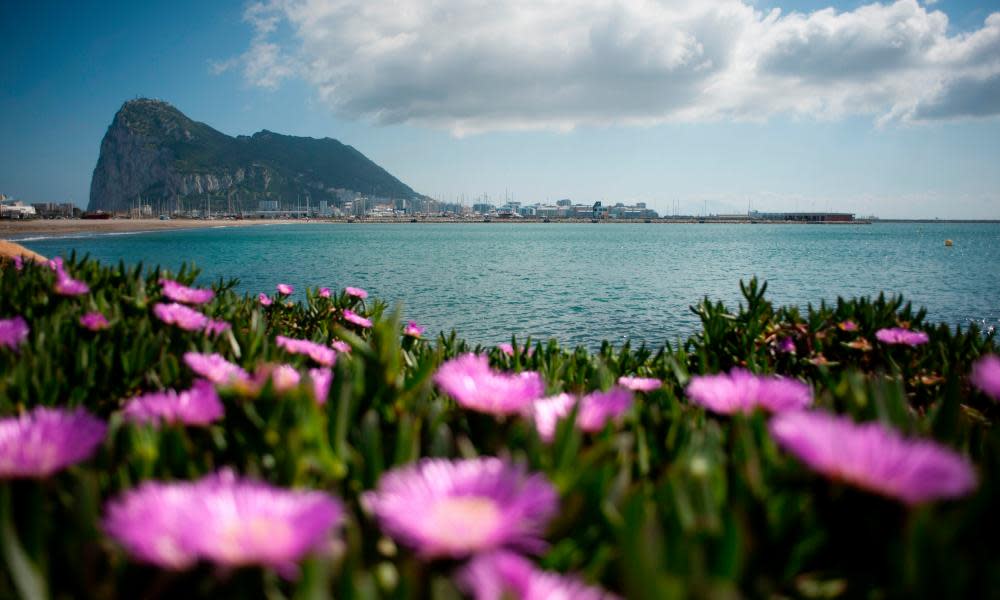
[88,99,420,213]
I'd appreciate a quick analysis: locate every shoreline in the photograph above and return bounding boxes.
[2,216,993,241]
[0,218,302,241]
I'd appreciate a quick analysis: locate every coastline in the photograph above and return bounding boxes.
[0,216,866,240]
[3,216,991,241]
[0,218,303,241]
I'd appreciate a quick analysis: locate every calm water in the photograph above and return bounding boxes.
[19,223,1000,347]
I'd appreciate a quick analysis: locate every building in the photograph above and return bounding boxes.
[607,202,658,219]
[32,202,78,218]
[0,200,37,219]
[750,211,854,222]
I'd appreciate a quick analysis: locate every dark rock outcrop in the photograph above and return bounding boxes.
[88,99,420,213]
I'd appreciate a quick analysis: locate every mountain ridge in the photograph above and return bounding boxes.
[87,99,420,213]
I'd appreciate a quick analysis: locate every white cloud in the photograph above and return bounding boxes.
[231,0,1000,133]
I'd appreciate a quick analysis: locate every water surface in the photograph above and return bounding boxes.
[21,222,1000,347]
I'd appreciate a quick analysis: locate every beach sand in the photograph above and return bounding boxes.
[0,218,307,240]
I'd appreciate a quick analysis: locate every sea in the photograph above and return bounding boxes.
[18,222,1000,348]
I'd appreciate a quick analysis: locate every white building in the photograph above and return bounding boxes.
[0,200,36,219]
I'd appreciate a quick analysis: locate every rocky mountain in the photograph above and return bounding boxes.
[88,99,420,213]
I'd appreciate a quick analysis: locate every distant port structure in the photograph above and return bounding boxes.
[747,210,855,223]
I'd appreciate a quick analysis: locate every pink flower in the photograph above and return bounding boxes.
[153,302,209,332]
[309,368,333,405]
[122,380,224,427]
[268,364,302,393]
[839,320,859,332]
[204,319,231,338]
[686,369,812,415]
[777,337,796,353]
[363,458,557,559]
[318,287,332,298]
[458,551,619,600]
[259,293,273,306]
[54,273,90,296]
[277,283,294,296]
[971,354,1000,401]
[79,312,109,331]
[159,279,214,305]
[276,335,336,367]
[529,387,634,443]
[104,470,343,573]
[435,354,545,416]
[0,316,30,350]
[48,257,89,296]
[183,352,249,385]
[617,376,662,392]
[770,411,977,504]
[498,343,534,357]
[343,309,372,328]
[404,321,425,338]
[331,340,351,354]
[345,286,368,299]
[875,327,929,346]
[0,407,106,478]
[12,255,23,271]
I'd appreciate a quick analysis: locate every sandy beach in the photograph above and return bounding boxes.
[0,218,307,240]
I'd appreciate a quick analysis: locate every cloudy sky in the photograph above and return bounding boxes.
[2,0,998,217]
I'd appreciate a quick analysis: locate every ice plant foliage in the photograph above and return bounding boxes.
[277,283,294,295]
[769,411,977,504]
[0,316,29,350]
[875,327,930,346]
[971,354,1000,401]
[530,387,634,442]
[122,380,224,427]
[159,278,214,305]
[183,352,248,385]
[0,407,106,478]
[403,321,425,338]
[364,457,558,558]
[276,335,337,366]
[458,551,619,600]
[153,302,209,332]
[104,470,343,572]
[342,309,373,328]
[617,376,662,392]
[435,354,545,416]
[686,369,812,415]
[79,311,109,331]
[345,286,368,299]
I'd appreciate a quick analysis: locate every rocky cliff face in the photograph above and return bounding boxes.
[88,99,420,213]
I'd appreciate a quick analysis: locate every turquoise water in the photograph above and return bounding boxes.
[19,223,1000,347]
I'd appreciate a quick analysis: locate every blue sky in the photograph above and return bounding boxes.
[1,0,998,218]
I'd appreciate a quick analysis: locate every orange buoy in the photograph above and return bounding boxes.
[944,239,954,247]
